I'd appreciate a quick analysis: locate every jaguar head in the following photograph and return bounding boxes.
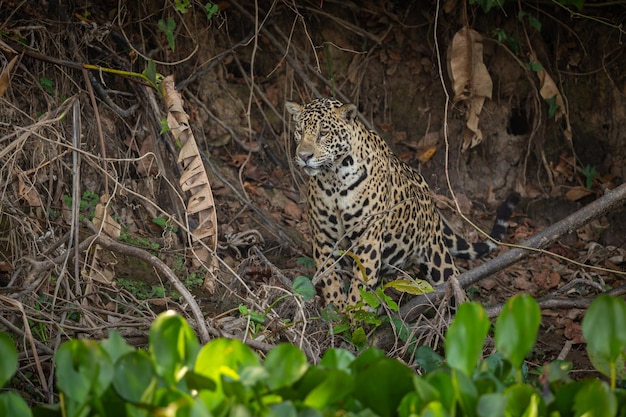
[286,98,358,176]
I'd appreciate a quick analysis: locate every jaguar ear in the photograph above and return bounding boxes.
[336,103,358,123]
[285,101,303,120]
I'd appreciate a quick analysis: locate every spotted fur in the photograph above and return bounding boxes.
[286,98,518,310]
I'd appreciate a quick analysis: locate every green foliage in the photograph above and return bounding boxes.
[580,165,600,189]
[157,18,176,52]
[39,77,55,96]
[151,216,179,233]
[174,0,192,14]
[582,294,626,390]
[292,275,316,301]
[205,2,219,20]
[63,190,99,220]
[118,230,160,252]
[2,294,625,416]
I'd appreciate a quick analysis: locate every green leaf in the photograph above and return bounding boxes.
[354,357,414,417]
[573,379,617,417]
[100,331,134,364]
[157,18,176,52]
[415,346,444,373]
[0,392,32,417]
[384,278,434,295]
[0,333,18,387]
[351,326,367,348]
[149,311,200,385]
[526,61,543,72]
[545,95,559,119]
[55,340,114,405]
[304,369,353,409]
[445,302,489,376]
[264,344,308,390]
[293,276,316,301]
[360,288,380,309]
[175,0,191,13]
[582,295,626,382]
[376,287,398,311]
[195,338,259,386]
[296,256,315,270]
[494,294,541,372]
[319,348,355,371]
[505,384,544,416]
[477,393,507,417]
[423,371,455,410]
[113,350,158,403]
[160,117,171,135]
[205,2,219,20]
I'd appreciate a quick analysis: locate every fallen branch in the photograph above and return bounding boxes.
[397,182,626,322]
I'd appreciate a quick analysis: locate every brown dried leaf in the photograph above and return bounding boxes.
[447,26,493,150]
[163,75,218,291]
[0,55,17,98]
[565,186,594,201]
[136,134,159,177]
[283,200,302,220]
[93,195,121,239]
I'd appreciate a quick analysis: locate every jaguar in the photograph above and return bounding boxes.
[286,97,518,310]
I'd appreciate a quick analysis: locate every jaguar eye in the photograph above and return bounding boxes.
[317,131,327,142]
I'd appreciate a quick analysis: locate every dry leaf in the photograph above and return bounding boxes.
[163,75,219,293]
[565,186,594,201]
[417,146,437,163]
[283,200,302,220]
[0,55,18,98]
[529,52,566,121]
[136,134,159,177]
[93,195,121,239]
[447,26,493,151]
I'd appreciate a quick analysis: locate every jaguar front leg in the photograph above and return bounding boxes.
[344,237,384,309]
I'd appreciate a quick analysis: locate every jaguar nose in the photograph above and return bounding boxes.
[298,151,313,163]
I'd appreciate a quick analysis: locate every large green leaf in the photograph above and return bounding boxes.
[0,333,18,387]
[149,311,200,385]
[113,350,158,404]
[195,338,260,409]
[303,369,353,409]
[55,340,114,405]
[100,331,134,364]
[264,344,308,390]
[319,348,355,371]
[573,379,617,417]
[494,294,541,371]
[354,357,414,417]
[445,302,489,376]
[0,392,32,417]
[582,295,626,381]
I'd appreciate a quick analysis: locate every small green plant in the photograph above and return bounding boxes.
[63,190,99,221]
[118,231,160,252]
[39,77,55,96]
[117,278,165,301]
[157,17,176,52]
[174,0,192,13]
[151,216,178,233]
[205,2,219,20]
[580,164,600,189]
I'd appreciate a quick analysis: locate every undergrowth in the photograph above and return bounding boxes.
[1,294,624,416]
